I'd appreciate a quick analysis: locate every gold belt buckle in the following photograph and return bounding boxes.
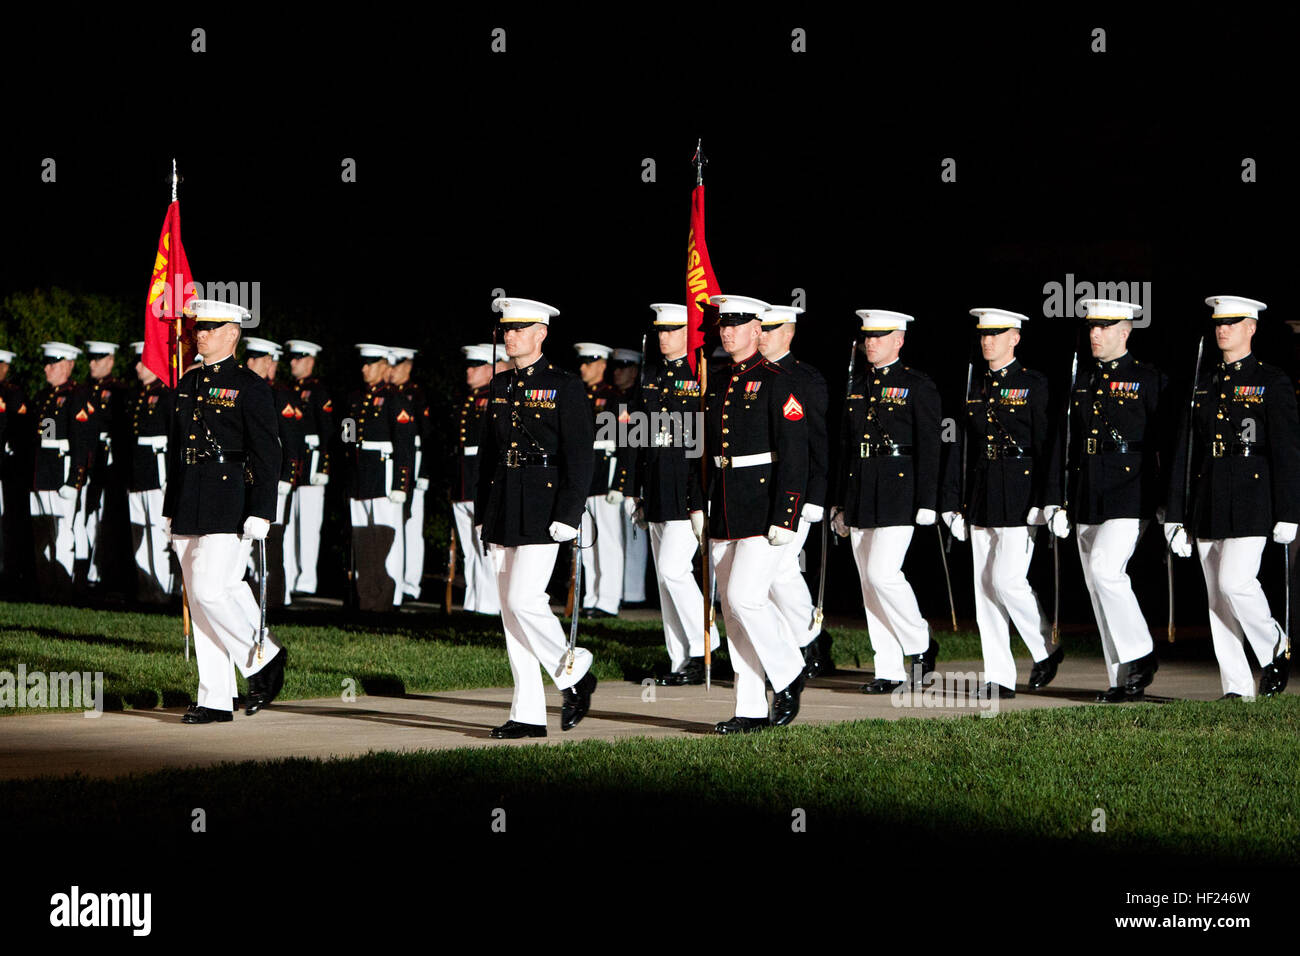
[1211,440,1226,458]
[1085,437,1098,455]
[505,449,521,467]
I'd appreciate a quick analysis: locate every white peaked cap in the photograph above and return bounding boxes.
[493,297,560,324]
[130,342,145,356]
[1081,299,1143,321]
[185,299,251,323]
[356,343,391,361]
[243,337,281,355]
[389,347,417,362]
[462,345,494,363]
[856,310,914,332]
[41,342,82,361]
[285,339,322,355]
[574,343,613,359]
[611,348,642,363]
[761,305,805,326]
[0,349,16,363]
[1206,295,1267,320]
[650,303,688,326]
[709,294,771,316]
[970,308,1030,330]
[84,341,119,355]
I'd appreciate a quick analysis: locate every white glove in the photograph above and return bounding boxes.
[277,480,292,496]
[942,511,967,542]
[802,503,825,523]
[243,516,270,540]
[605,489,624,505]
[1273,522,1298,545]
[310,473,329,486]
[549,521,578,543]
[57,484,77,501]
[389,489,407,504]
[766,525,795,547]
[1165,523,1192,558]
[1045,505,1070,539]
[632,504,648,530]
[1026,506,1046,526]
[416,477,429,491]
[622,497,638,518]
[690,510,705,544]
[830,507,850,538]
[915,508,936,526]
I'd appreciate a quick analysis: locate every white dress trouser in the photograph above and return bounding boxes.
[769,518,821,650]
[711,536,806,719]
[350,497,405,606]
[1197,536,1287,698]
[581,495,623,614]
[850,525,931,681]
[174,533,282,712]
[452,500,500,614]
[650,520,719,669]
[970,525,1054,689]
[403,486,426,598]
[622,508,648,602]
[289,484,325,593]
[128,488,173,600]
[31,490,77,582]
[491,542,593,725]
[1077,519,1153,687]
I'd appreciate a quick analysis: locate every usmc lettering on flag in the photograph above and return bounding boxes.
[783,393,804,421]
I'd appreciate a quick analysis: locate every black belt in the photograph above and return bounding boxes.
[503,450,551,468]
[1210,441,1263,458]
[1084,439,1143,455]
[183,448,246,465]
[859,443,912,458]
[983,446,1028,460]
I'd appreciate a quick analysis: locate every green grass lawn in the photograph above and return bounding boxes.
[3,697,1296,866]
[0,600,1064,713]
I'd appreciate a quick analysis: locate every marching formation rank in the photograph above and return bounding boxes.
[475,296,597,738]
[345,344,417,612]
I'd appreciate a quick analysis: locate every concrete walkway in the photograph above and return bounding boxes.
[0,656,1285,781]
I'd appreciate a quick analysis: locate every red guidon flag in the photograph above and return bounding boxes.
[144,200,194,386]
[685,184,720,376]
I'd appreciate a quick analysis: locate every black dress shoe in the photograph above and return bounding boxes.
[911,637,939,684]
[803,632,833,680]
[560,671,597,730]
[1123,651,1159,693]
[182,704,233,724]
[657,657,705,686]
[1027,647,1064,690]
[771,673,804,726]
[975,682,1015,700]
[715,715,770,734]
[860,677,903,694]
[1259,657,1291,697]
[1096,685,1143,703]
[245,647,288,716]
[489,720,548,739]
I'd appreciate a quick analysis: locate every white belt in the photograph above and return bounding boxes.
[463,446,479,457]
[41,439,70,452]
[713,452,775,468]
[593,439,616,453]
[360,440,394,493]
